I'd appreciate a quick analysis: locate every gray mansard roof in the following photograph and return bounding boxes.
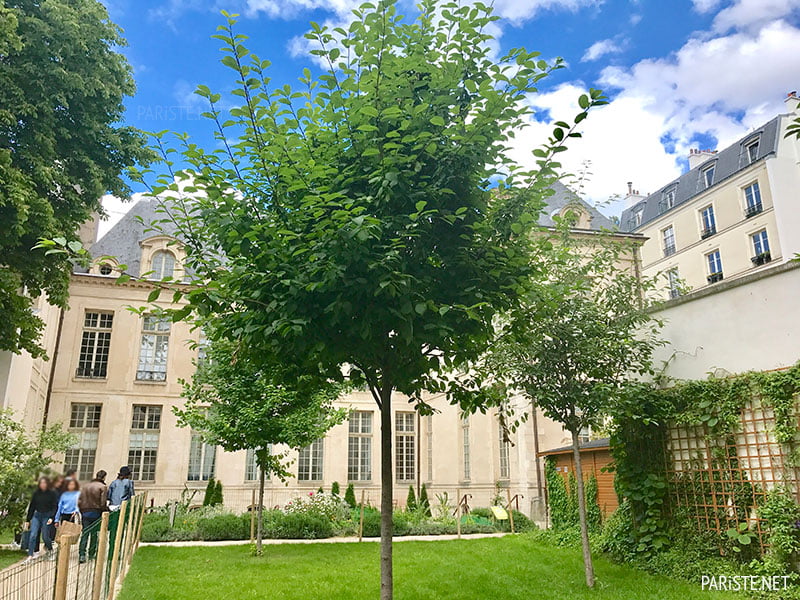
[537,180,615,230]
[80,198,182,277]
[83,181,615,274]
[619,116,781,232]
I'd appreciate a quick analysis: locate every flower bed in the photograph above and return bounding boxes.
[140,491,534,543]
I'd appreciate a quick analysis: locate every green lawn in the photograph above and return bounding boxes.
[0,549,25,571]
[118,536,738,599]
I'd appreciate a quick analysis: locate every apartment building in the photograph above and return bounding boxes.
[620,93,800,300]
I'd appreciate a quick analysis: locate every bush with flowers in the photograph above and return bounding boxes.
[283,490,350,522]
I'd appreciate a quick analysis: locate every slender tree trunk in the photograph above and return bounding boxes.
[379,385,394,600]
[257,462,265,556]
[571,428,595,588]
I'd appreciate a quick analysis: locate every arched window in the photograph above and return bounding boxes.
[150,251,175,280]
[99,264,113,276]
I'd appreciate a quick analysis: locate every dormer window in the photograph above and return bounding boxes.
[661,187,676,211]
[151,250,175,280]
[99,264,113,276]
[702,164,715,188]
[746,139,759,164]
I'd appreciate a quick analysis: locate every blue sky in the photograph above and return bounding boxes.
[99,0,800,230]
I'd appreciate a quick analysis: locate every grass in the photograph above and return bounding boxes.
[0,549,25,571]
[118,536,738,599]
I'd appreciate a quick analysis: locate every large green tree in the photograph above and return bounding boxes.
[133,2,603,596]
[174,339,344,555]
[488,218,663,587]
[0,0,149,356]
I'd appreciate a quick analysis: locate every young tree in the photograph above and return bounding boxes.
[134,2,604,596]
[0,410,73,533]
[490,220,662,587]
[0,0,150,356]
[175,340,344,555]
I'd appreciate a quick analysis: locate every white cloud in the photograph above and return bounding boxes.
[245,0,360,19]
[491,0,604,23]
[691,0,723,13]
[581,38,623,62]
[709,0,800,33]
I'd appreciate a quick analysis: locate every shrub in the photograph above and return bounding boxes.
[331,481,340,496]
[408,520,456,536]
[272,512,333,539]
[202,477,216,506]
[344,483,357,508]
[140,514,172,542]
[214,480,224,506]
[406,486,417,511]
[392,511,412,536]
[419,484,431,516]
[196,513,247,541]
[360,507,381,537]
[284,491,349,521]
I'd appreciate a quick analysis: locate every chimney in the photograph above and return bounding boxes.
[624,182,645,208]
[77,212,100,249]
[688,148,717,170]
[785,90,800,115]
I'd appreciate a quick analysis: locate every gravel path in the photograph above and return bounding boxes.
[141,532,511,547]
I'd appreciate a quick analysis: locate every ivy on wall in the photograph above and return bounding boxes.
[609,362,800,558]
[545,457,602,532]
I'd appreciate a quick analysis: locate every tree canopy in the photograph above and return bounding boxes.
[130,1,605,596]
[0,0,149,356]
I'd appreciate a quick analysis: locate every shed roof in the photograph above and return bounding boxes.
[539,437,611,456]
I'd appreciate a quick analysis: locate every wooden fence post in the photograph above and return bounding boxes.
[506,489,515,534]
[456,488,461,540]
[121,495,136,574]
[53,534,76,600]
[250,489,256,544]
[107,500,128,600]
[133,491,148,555]
[358,490,365,542]
[91,513,110,600]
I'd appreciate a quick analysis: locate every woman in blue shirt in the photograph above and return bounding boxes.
[54,479,80,524]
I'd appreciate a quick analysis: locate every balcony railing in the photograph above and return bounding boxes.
[744,203,763,218]
[707,272,724,284]
[700,225,716,239]
[75,366,107,379]
[751,252,772,266]
[136,370,167,382]
[663,244,676,257]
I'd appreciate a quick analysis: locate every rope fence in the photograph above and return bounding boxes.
[0,493,147,600]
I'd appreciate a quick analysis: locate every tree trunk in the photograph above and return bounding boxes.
[571,428,595,588]
[379,385,394,600]
[256,462,265,556]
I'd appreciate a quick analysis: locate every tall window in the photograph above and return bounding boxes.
[64,404,101,480]
[150,250,175,280]
[746,139,759,164]
[707,250,723,283]
[662,226,676,257]
[752,229,770,256]
[461,414,471,481]
[426,415,433,481]
[700,205,716,237]
[76,312,113,378]
[128,405,161,481]
[245,447,271,482]
[703,165,715,188]
[395,412,416,482]
[136,315,170,381]
[348,411,372,481]
[187,431,217,481]
[498,420,510,480]
[668,268,681,299]
[744,182,763,217]
[298,439,323,481]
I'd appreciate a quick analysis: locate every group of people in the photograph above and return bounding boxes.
[24,466,135,564]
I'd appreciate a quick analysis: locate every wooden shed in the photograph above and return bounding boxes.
[539,438,619,516]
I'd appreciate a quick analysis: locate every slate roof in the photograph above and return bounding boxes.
[619,116,781,232]
[82,181,616,274]
[78,198,182,277]
[538,180,616,230]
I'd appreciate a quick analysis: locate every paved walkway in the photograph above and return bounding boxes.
[142,532,510,547]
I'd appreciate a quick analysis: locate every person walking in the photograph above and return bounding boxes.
[54,479,80,524]
[107,466,135,510]
[78,471,107,563]
[23,477,58,563]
